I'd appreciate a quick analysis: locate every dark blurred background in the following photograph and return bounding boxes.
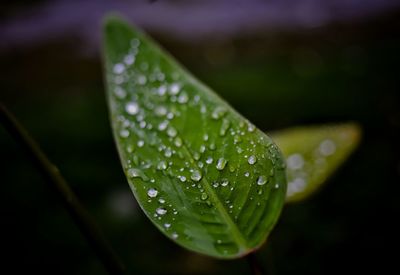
[1,0,399,274]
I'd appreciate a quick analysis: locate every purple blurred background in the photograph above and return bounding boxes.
[2,0,400,51]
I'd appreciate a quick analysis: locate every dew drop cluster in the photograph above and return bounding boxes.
[108,31,286,251]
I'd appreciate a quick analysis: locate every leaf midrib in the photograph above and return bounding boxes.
[178,129,248,252]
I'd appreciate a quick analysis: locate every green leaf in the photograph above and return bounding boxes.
[102,16,287,259]
[271,123,361,203]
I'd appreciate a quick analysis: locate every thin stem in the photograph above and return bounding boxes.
[246,252,266,275]
[0,103,125,275]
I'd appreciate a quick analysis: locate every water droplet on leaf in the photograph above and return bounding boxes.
[319,139,336,156]
[126,102,139,115]
[157,161,168,170]
[221,179,229,186]
[147,188,158,198]
[248,155,257,165]
[164,223,171,229]
[191,170,202,182]
[167,126,178,137]
[113,63,125,74]
[211,106,227,120]
[287,153,304,170]
[216,158,227,170]
[219,119,230,136]
[119,129,130,138]
[257,176,267,186]
[156,207,167,215]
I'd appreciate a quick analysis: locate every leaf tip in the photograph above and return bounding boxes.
[344,122,363,146]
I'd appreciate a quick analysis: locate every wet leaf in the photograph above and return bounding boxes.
[271,123,361,203]
[102,16,287,258]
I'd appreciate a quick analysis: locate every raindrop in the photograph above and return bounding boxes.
[167,112,174,120]
[219,119,230,136]
[158,121,169,131]
[193,152,201,161]
[172,232,179,239]
[167,127,178,137]
[191,170,202,182]
[319,139,336,156]
[119,129,130,138]
[114,75,124,85]
[178,92,189,104]
[158,85,167,96]
[113,63,125,74]
[157,161,168,170]
[211,106,227,120]
[179,176,187,182]
[133,155,140,165]
[213,182,219,188]
[126,102,139,115]
[155,106,168,116]
[206,157,213,164]
[131,38,140,47]
[174,137,183,147]
[234,135,242,144]
[114,87,126,99]
[136,114,144,122]
[287,154,304,170]
[159,198,166,204]
[216,158,228,170]
[126,145,134,153]
[203,134,209,141]
[248,155,257,165]
[269,168,274,176]
[124,54,135,65]
[244,172,250,177]
[287,178,306,196]
[127,168,140,178]
[201,193,208,200]
[157,72,165,81]
[164,148,172,158]
[127,168,148,181]
[221,179,229,187]
[147,188,158,198]
[156,207,167,215]
[137,140,145,147]
[164,223,171,229]
[257,176,267,186]
[170,83,181,95]
[247,123,255,132]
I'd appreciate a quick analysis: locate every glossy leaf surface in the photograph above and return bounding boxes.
[103,17,287,258]
[271,123,361,203]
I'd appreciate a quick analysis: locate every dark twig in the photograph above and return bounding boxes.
[246,252,266,275]
[0,103,125,275]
